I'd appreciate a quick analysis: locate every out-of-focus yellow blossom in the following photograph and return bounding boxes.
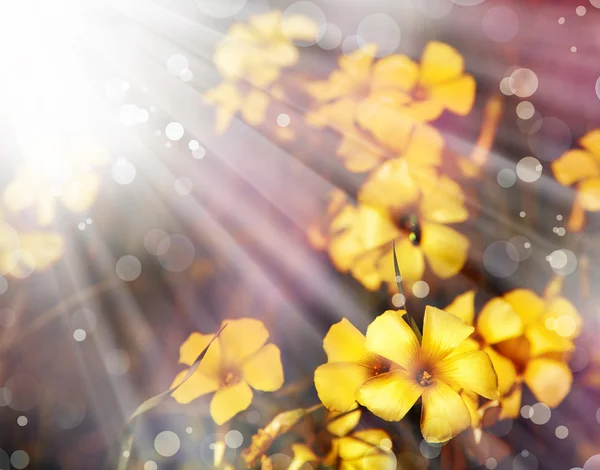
[445,287,582,419]
[552,129,600,231]
[0,211,64,278]
[205,11,317,134]
[307,42,475,172]
[316,308,498,443]
[289,408,396,470]
[170,318,284,425]
[3,135,110,226]
[310,162,469,290]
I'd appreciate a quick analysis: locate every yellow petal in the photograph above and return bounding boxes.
[280,15,319,41]
[377,239,425,286]
[241,89,269,126]
[499,384,522,420]
[210,381,253,424]
[315,362,372,412]
[17,233,64,273]
[419,176,468,224]
[420,222,469,279]
[444,290,475,326]
[339,429,395,469]
[551,150,600,186]
[242,344,283,391]
[402,124,443,168]
[422,306,474,365]
[178,332,222,376]
[338,133,384,173]
[359,159,421,211]
[484,347,517,396]
[476,298,523,345]
[429,75,476,116]
[290,443,318,469]
[248,11,281,37]
[326,408,361,437]
[364,310,420,370]
[580,129,600,158]
[525,324,573,356]
[59,172,101,213]
[402,99,445,122]
[356,96,414,152]
[524,358,572,408]
[170,368,220,404]
[351,250,384,291]
[461,390,480,427]
[357,370,422,421]
[248,64,280,88]
[219,318,269,363]
[502,289,545,327]
[214,43,246,81]
[543,297,582,340]
[339,45,376,81]
[3,173,38,214]
[436,350,498,400]
[419,41,464,88]
[323,318,367,363]
[307,98,357,132]
[372,54,419,91]
[421,380,471,443]
[263,42,299,68]
[577,177,600,211]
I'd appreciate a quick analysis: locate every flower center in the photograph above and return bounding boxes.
[373,362,390,376]
[416,370,433,387]
[396,214,422,246]
[413,86,428,101]
[221,369,241,387]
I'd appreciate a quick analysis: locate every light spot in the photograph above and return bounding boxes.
[497,168,516,188]
[557,227,566,237]
[189,140,199,150]
[596,77,600,101]
[419,440,442,459]
[73,329,86,342]
[499,77,514,96]
[17,416,28,426]
[576,5,587,15]
[186,426,193,434]
[555,425,569,439]
[530,402,551,425]
[571,46,578,53]
[167,54,189,77]
[517,101,535,120]
[557,214,563,221]
[282,2,325,46]
[116,255,142,282]
[392,293,406,308]
[144,461,158,470]
[154,431,180,457]
[10,450,29,469]
[379,438,393,450]
[486,458,497,469]
[545,318,556,331]
[509,68,538,98]
[555,315,577,337]
[157,234,195,272]
[550,249,578,276]
[357,13,401,57]
[86,218,92,224]
[180,69,193,82]
[520,211,526,218]
[144,229,170,256]
[516,156,542,182]
[193,147,206,159]
[277,114,290,127]
[548,250,568,269]
[165,122,184,141]
[119,104,140,126]
[225,430,243,449]
[558,17,565,24]
[78,223,86,231]
[412,281,430,298]
[521,405,533,419]
[122,451,130,458]
[483,241,519,278]
[317,23,342,50]
[482,6,519,43]
[508,236,532,261]
[111,158,136,185]
[585,455,600,470]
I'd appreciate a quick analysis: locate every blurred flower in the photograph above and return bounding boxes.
[170,318,284,424]
[289,409,396,470]
[0,210,64,278]
[552,129,600,231]
[205,11,317,134]
[307,42,475,172]
[316,309,497,443]
[3,135,110,226]
[311,163,469,290]
[445,287,582,419]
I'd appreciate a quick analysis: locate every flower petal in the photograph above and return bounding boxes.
[357,370,422,421]
[436,350,498,400]
[315,362,373,412]
[477,298,523,345]
[421,305,474,365]
[170,369,220,404]
[338,133,384,173]
[178,333,221,377]
[499,383,522,420]
[242,344,284,392]
[59,172,101,213]
[219,318,269,363]
[525,324,574,356]
[444,290,475,326]
[485,347,517,396]
[551,150,600,186]
[402,124,443,168]
[524,358,572,408]
[543,297,582,340]
[359,159,422,211]
[339,430,395,469]
[420,222,469,279]
[323,318,367,363]
[580,129,600,159]
[364,310,420,370]
[326,409,361,437]
[502,289,545,327]
[429,75,476,116]
[421,380,471,443]
[577,177,600,211]
[290,443,319,468]
[356,99,414,152]
[372,54,419,91]
[377,239,425,286]
[210,381,253,424]
[420,176,469,224]
[419,41,464,87]
[241,89,269,126]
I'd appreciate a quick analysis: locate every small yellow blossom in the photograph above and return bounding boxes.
[307,42,475,172]
[3,134,110,226]
[170,318,284,424]
[445,287,581,419]
[311,163,469,290]
[316,308,498,443]
[552,129,600,230]
[205,11,317,134]
[289,408,396,470]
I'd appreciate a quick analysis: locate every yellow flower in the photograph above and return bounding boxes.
[552,129,600,230]
[205,11,317,134]
[313,163,469,290]
[0,211,64,278]
[307,42,475,172]
[170,318,284,424]
[445,287,582,419]
[289,409,396,470]
[316,309,498,443]
[3,134,110,226]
